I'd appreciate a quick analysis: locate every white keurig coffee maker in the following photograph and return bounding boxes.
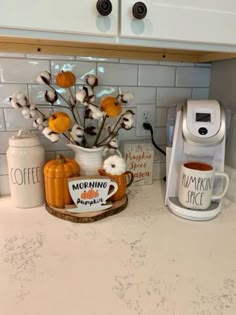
[165,100,227,221]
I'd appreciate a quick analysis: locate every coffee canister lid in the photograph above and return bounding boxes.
[9,129,41,147]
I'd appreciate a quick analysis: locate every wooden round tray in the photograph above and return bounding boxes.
[45,195,128,223]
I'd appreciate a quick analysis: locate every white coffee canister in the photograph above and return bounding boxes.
[7,129,45,208]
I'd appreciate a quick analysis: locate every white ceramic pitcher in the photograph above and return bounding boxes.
[67,144,104,176]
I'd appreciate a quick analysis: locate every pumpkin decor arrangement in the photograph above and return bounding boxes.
[44,154,80,209]
[9,70,135,150]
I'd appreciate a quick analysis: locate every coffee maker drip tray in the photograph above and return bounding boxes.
[168,197,221,221]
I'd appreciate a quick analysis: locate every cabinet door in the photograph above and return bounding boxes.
[120,0,236,45]
[0,0,118,37]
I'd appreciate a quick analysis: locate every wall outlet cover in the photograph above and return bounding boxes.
[136,104,156,137]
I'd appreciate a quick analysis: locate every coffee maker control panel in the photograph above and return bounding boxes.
[182,100,225,145]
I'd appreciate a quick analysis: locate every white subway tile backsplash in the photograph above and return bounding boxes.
[156,87,192,107]
[155,108,167,127]
[153,127,167,145]
[0,52,26,58]
[153,161,166,180]
[0,53,212,193]
[0,109,5,130]
[119,86,156,105]
[0,58,50,83]
[139,65,175,87]
[120,59,159,65]
[192,88,209,99]
[176,66,211,87]
[0,131,16,153]
[194,63,212,68]
[27,54,75,60]
[51,61,96,85]
[28,84,76,106]
[4,108,35,131]
[97,63,138,86]
[95,86,118,99]
[0,84,28,107]
[0,175,10,195]
[159,61,194,67]
[56,150,74,159]
[0,154,7,174]
[45,151,56,161]
[76,56,119,63]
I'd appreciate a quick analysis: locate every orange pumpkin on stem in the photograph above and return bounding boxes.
[56,71,76,88]
[48,111,72,133]
[101,96,122,117]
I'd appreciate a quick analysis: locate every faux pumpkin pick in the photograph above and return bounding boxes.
[44,155,80,208]
[48,111,72,133]
[101,96,122,118]
[56,71,76,88]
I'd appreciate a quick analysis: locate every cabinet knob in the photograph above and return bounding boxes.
[132,2,147,20]
[96,0,112,16]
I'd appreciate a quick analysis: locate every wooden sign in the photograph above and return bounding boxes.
[66,176,118,213]
[122,141,154,186]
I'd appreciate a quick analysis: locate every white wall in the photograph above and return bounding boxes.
[0,52,211,195]
[209,59,236,168]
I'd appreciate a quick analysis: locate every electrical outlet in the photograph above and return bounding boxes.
[136,104,156,137]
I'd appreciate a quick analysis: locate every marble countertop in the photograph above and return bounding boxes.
[1,180,236,315]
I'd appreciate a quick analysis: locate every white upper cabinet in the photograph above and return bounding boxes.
[0,0,118,37]
[120,0,236,45]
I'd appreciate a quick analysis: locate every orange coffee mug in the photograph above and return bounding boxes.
[98,169,134,201]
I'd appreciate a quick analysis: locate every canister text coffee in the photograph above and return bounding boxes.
[7,129,45,208]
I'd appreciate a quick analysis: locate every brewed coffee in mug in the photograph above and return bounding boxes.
[178,161,229,210]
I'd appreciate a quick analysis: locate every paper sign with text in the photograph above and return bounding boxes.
[122,141,154,186]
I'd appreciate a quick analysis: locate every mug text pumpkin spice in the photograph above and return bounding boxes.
[178,161,229,210]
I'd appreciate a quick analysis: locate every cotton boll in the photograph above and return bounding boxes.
[36,71,51,85]
[121,110,135,130]
[85,74,98,87]
[45,89,58,104]
[10,92,28,109]
[29,109,37,117]
[21,107,30,117]
[33,117,48,130]
[42,127,59,142]
[88,104,105,120]
[122,92,134,102]
[70,124,85,145]
[76,89,87,104]
[9,97,21,109]
[15,92,28,105]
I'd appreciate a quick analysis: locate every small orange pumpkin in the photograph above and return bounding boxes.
[48,111,72,133]
[101,96,122,117]
[44,155,80,208]
[81,189,99,199]
[56,71,76,88]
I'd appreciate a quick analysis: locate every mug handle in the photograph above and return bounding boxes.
[211,172,229,200]
[125,171,134,188]
[105,181,118,200]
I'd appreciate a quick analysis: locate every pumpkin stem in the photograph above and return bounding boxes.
[56,154,66,163]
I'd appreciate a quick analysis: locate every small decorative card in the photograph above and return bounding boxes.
[122,141,154,186]
[66,176,118,213]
